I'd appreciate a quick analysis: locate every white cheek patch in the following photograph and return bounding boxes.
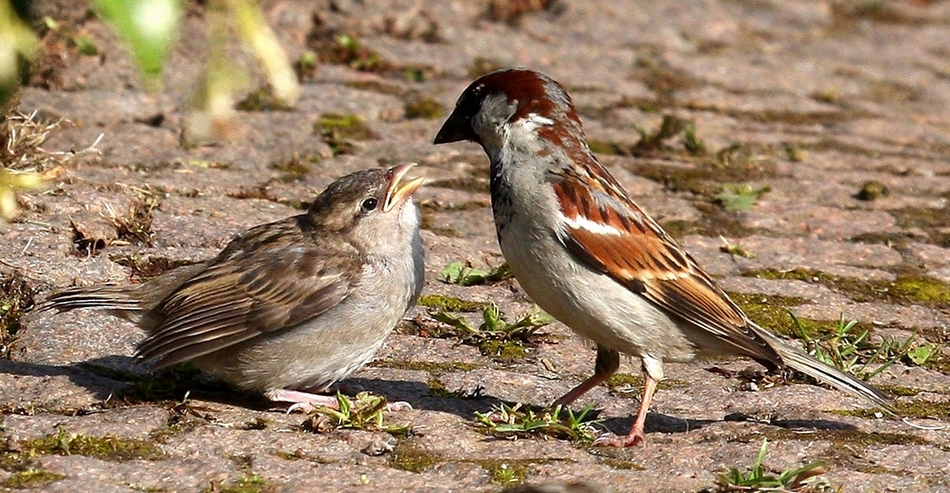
[560,212,623,236]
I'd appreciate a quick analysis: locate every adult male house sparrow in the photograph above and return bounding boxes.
[42,164,425,410]
[434,69,892,447]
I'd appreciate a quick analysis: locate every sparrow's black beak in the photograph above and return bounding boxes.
[433,109,477,144]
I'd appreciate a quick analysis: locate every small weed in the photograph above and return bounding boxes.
[790,313,927,381]
[319,34,386,72]
[716,183,770,211]
[714,439,831,492]
[429,301,552,358]
[1,110,101,219]
[632,114,695,155]
[0,468,66,488]
[109,254,201,282]
[0,270,37,358]
[719,236,756,259]
[488,461,527,485]
[293,50,318,80]
[303,392,411,437]
[474,403,599,442]
[235,86,293,112]
[103,188,161,246]
[441,260,512,286]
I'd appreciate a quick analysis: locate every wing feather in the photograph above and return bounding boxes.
[136,218,358,367]
[551,170,779,363]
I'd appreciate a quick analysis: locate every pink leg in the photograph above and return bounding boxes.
[554,346,620,406]
[594,375,658,447]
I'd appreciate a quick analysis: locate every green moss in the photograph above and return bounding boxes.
[741,268,950,309]
[748,426,927,447]
[201,474,274,493]
[235,87,292,112]
[316,33,387,72]
[314,113,374,140]
[587,139,623,156]
[389,442,440,473]
[368,360,478,374]
[417,295,487,312]
[836,400,950,420]
[727,292,814,337]
[478,339,526,360]
[604,373,689,393]
[856,180,889,201]
[419,212,464,237]
[404,98,444,119]
[889,276,950,306]
[24,428,166,462]
[1,468,66,489]
[874,384,921,397]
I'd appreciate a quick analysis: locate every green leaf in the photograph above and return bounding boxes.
[907,344,936,365]
[715,183,770,211]
[91,0,180,82]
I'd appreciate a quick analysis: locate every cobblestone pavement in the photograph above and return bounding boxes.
[2,1,949,491]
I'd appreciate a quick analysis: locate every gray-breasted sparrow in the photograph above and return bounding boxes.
[42,164,425,410]
[434,69,892,446]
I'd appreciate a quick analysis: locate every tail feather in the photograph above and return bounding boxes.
[755,325,894,413]
[39,285,142,313]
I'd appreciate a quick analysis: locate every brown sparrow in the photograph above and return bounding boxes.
[42,164,425,410]
[434,69,892,446]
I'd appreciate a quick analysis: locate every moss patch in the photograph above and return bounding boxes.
[23,428,166,462]
[604,372,690,393]
[478,339,526,360]
[480,460,528,486]
[743,268,950,309]
[596,457,645,470]
[368,360,478,374]
[389,442,440,473]
[835,400,950,420]
[404,97,444,120]
[727,292,815,337]
[1,468,66,489]
[417,295,488,313]
[201,474,275,493]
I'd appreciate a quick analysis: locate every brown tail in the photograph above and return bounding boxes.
[39,285,142,314]
[755,324,894,413]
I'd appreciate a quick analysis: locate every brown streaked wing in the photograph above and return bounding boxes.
[136,223,358,367]
[552,175,779,362]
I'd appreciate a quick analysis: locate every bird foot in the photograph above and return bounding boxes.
[593,431,644,447]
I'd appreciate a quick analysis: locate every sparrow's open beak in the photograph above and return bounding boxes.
[433,109,477,144]
[383,163,424,212]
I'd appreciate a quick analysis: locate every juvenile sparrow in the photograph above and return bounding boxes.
[42,164,425,410]
[434,69,892,446]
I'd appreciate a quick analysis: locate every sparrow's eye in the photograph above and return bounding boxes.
[360,197,379,212]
